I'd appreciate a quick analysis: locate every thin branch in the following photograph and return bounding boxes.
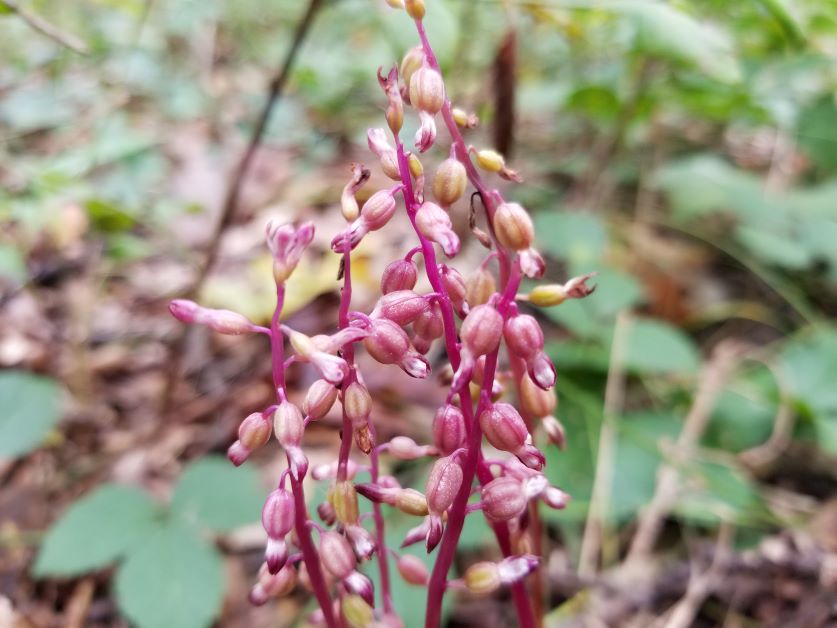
[0,0,88,54]
[161,0,324,414]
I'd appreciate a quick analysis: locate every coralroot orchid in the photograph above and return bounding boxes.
[169,4,597,627]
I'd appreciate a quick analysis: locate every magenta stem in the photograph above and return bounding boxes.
[336,244,356,483]
[370,444,394,613]
[269,284,337,628]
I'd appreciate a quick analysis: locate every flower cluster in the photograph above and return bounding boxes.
[170,3,595,627]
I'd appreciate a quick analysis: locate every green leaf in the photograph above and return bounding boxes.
[675,460,766,526]
[115,520,224,628]
[622,318,699,375]
[735,225,811,270]
[0,371,60,458]
[171,455,264,532]
[534,210,607,275]
[797,96,837,173]
[34,485,159,577]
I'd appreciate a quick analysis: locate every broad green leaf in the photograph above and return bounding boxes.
[675,460,767,526]
[171,455,264,532]
[797,96,837,173]
[735,225,811,269]
[0,371,60,458]
[705,388,777,453]
[34,485,159,576]
[621,318,700,375]
[534,211,607,274]
[115,520,224,628]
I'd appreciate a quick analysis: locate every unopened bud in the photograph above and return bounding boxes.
[381,258,418,294]
[345,571,375,606]
[329,481,360,525]
[343,382,372,427]
[320,531,356,579]
[318,501,337,526]
[273,402,304,450]
[371,290,430,325]
[414,110,437,153]
[414,301,443,341]
[364,318,411,365]
[238,412,272,451]
[432,158,467,206]
[409,152,424,178]
[481,477,527,522]
[400,47,425,91]
[409,67,445,114]
[405,0,425,19]
[438,264,467,316]
[541,415,566,449]
[249,563,296,605]
[303,379,339,420]
[519,375,557,419]
[461,304,503,357]
[342,594,374,628]
[528,351,557,390]
[262,489,295,540]
[416,201,460,257]
[452,107,479,128]
[361,188,398,231]
[504,314,544,362]
[432,404,466,455]
[465,267,496,307]
[425,455,463,516]
[397,554,429,585]
[497,555,539,583]
[472,148,505,173]
[345,525,376,561]
[494,202,534,251]
[394,488,429,516]
[479,402,527,453]
[169,300,257,335]
[463,562,501,595]
[379,150,402,180]
[528,273,597,307]
[389,436,432,460]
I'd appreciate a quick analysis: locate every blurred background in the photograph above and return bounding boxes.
[1,0,836,626]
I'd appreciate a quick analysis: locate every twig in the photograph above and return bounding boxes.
[578,311,631,578]
[161,0,324,415]
[625,341,742,565]
[0,0,88,54]
[738,362,795,474]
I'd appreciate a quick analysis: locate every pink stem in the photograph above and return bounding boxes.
[336,244,356,483]
[370,444,394,613]
[270,284,337,628]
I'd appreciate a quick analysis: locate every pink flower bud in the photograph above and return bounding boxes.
[399,350,430,378]
[228,412,272,465]
[397,554,429,586]
[541,486,569,510]
[416,201,459,257]
[519,375,557,420]
[381,259,418,294]
[265,220,316,283]
[479,402,527,453]
[515,443,546,470]
[371,290,430,325]
[264,538,288,575]
[169,299,257,335]
[249,563,296,605]
[493,202,534,251]
[438,264,467,316]
[503,314,544,362]
[310,351,350,385]
[318,501,337,526]
[414,110,437,153]
[227,441,251,466]
[481,477,528,522]
[344,571,375,606]
[273,402,304,449]
[367,127,393,158]
[432,404,466,455]
[303,379,339,420]
[400,519,429,548]
[332,188,399,250]
[465,267,496,307]
[497,555,539,583]
[541,416,566,449]
[414,302,443,340]
[528,351,556,390]
[355,482,396,506]
[519,248,546,278]
[320,531,356,579]
[364,318,410,365]
[262,489,295,540]
[425,455,463,516]
[461,304,503,357]
[426,515,444,552]
[345,524,376,560]
[409,67,445,114]
[343,381,372,427]
[400,46,424,90]
[388,436,433,460]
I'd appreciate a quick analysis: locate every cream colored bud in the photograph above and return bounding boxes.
[342,594,374,628]
[473,148,505,173]
[452,107,479,128]
[341,190,360,222]
[405,0,425,19]
[465,267,496,307]
[494,202,534,251]
[385,0,405,9]
[408,153,424,178]
[528,284,567,307]
[394,488,429,516]
[519,374,557,419]
[288,329,315,358]
[409,67,445,114]
[328,481,359,525]
[463,562,501,595]
[432,158,467,206]
[380,151,402,180]
[400,47,425,90]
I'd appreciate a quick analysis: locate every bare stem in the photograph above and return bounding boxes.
[0,0,88,54]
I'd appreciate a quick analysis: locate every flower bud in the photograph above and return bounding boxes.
[169,300,257,335]
[409,67,445,114]
[472,148,505,173]
[355,423,375,454]
[364,318,411,365]
[481,477,527,522]
[342,594,374,628]
[438,264,467,316]
[414,301,443,340]
[498,555,539,583]
[432,404,465,455]
[529,351,557,390]
[528,273,597,307]
[381,259,418,294]
[452,107,479,128]
[504,314,544,361]
[320,531,356,579]
[318,501,337,526]
[361,188,398,231]
[400,47,424,91]
[397,554,429,585]
[541,415,566,449]
[262,489,295,540]
[494,202,534,251]
[432,158,467,206]
[463,562,501,595]
[389,436,432,460]
[377,66,404,135]
[345,571,375,606]
[379,150,402,180]
[329,481,359,525]
[265,220,316,283]
[385,0,404,7]
[400,349,431,379]
[479,402,527,453]
[405,0,425,19]
[414,110,437,153]
[238,411,272,451]
[461,304,503,357]
[343,382,372,427]
[425,455,463,516]
[400,519,429,548]
[465,267,496,307]
[273,402,304,449]
[345,525,376,561]
[249,563,296,605]
[416,201,460,257]
[371,290,430,325]
[426,515,443,552]
[303,379,338,420]
[409,152,424,178]
[519,375,557,419]
[394,488,429,516]
[541,486,570,509]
